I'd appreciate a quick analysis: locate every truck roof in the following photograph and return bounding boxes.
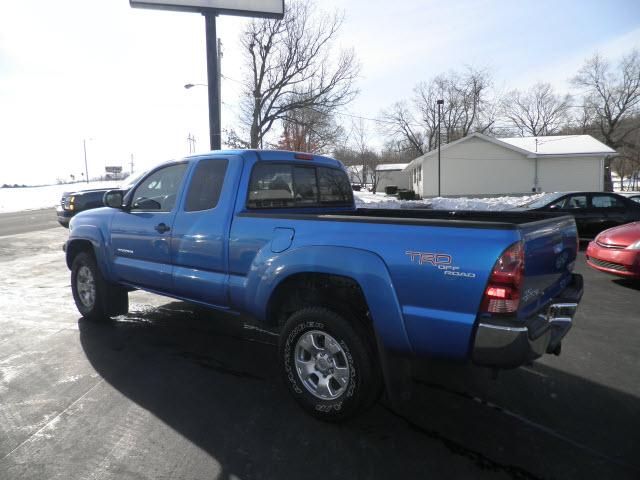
[186,150,344,169]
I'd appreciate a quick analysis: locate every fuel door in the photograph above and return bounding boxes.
[271,227,295,253]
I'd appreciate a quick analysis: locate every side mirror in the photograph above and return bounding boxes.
[103,190,125,209]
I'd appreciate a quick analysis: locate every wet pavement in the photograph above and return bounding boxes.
[0,226,638,480]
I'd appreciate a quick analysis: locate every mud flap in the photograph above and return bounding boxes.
[374,331,413,410]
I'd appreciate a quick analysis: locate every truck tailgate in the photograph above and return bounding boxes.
[519,215,579,319]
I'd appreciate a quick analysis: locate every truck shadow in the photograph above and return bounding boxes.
[78,301,640,480]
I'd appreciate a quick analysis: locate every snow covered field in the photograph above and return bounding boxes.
[0,181,120,214]
[354,191,543,210]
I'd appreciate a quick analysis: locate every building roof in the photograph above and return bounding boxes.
[376,163,409,171]
[403,132,617,171]
[497,135,616,156]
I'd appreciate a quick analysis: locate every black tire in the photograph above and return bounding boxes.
[71,251,128,321]
[279,307,382,422]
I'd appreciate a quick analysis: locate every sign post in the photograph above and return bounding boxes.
[130,1,285,151]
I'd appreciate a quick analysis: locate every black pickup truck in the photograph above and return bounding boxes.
[56,173,144,227]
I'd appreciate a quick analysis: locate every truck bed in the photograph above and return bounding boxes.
[240,207,570,229]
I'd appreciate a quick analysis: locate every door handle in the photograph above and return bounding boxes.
[155,223,170,234]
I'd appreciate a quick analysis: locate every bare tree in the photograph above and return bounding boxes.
[224,128,251,149]
[381,138,423,163]
[612,119,640,190]
[237,0,359,148]
[572,50,640,149]
[501,82,572,136]
[379,101,427,155]
[572,50,640,190]
[277,101,344,153]
[380,67,495,154]
[334,119,383,190]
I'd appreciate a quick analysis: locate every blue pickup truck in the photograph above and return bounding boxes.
[65,150,583,420]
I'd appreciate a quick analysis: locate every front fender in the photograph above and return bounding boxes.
[66,225,111,279]
[241,245,413,354]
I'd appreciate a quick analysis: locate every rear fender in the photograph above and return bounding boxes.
[241,245,413,353]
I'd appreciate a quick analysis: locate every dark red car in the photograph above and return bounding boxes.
[586,221,640,278]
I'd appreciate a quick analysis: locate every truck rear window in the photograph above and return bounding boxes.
[247,163,352,209]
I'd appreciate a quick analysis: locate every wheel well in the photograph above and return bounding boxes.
[66,240,95,269]
[267,273,371,330]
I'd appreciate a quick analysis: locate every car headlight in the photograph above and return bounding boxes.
[625,240,640,250]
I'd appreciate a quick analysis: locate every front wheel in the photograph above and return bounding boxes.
[71,251,128,321]
[279,307,381,422]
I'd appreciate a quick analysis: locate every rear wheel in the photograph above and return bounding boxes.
[71,251,128,321]
[279,307,381,422]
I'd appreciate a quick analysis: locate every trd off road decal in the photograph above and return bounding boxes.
[405,250,476,278]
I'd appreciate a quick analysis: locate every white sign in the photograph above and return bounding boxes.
[130,0,284,18]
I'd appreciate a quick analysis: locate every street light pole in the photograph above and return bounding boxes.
[437,99,444,197]
[83,139,89,184]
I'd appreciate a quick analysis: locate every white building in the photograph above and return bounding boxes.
[404,133,616,197]
[376,163,410,191]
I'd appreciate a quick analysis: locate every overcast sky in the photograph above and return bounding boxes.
[0,0,639,185]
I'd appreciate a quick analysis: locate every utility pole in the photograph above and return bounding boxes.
[83,139,89,184]
[437,99,444,197]
[130,154,134,175]
[187,133,197,154]
[205,12,221,150]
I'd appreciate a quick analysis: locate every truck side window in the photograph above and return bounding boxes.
[184,159,228,212]
[247,164,295,208]
[131,163,188,212]
[318,167,353,204]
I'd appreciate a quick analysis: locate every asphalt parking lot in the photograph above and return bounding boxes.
[0,215,638,480]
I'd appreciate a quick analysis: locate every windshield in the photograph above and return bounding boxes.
[519,192,565,209]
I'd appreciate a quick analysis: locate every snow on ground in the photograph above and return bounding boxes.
[0,181,121,214]
[354,191,545,211]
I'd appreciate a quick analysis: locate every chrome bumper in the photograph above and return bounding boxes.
[472,274,583,368]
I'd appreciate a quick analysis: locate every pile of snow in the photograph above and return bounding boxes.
[0,181,120,214]
[355,191,544,211]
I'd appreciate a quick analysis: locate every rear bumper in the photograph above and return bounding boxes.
[471,274,583,368]
[586,241,640,278]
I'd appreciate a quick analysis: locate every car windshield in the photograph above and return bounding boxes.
[519,192,566,209]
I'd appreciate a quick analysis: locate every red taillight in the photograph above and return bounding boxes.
[486,286,508,299]
[294,153,313,160]
[480,241,524,314]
